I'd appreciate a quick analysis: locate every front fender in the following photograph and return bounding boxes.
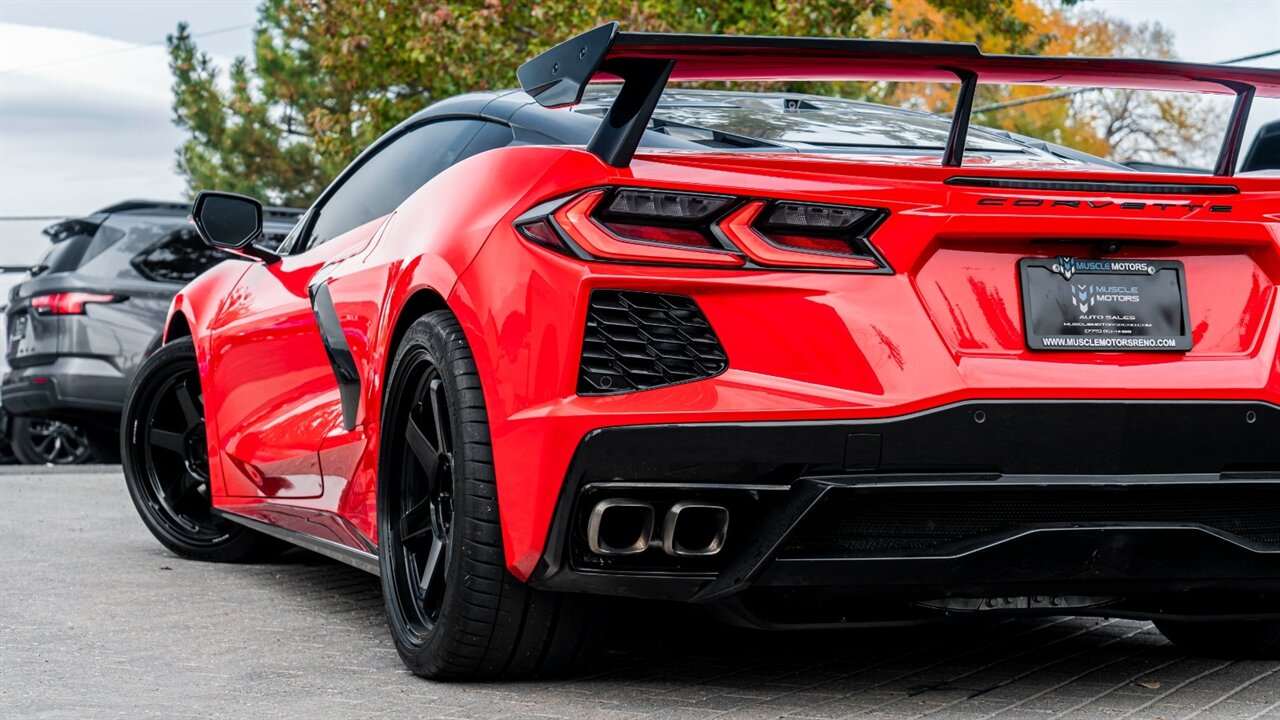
[160,259,254,498]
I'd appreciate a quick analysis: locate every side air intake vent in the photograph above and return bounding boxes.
[579,290,727,395]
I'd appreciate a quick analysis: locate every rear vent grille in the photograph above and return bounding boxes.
[784,485,1280,558]
[579,290,727,395]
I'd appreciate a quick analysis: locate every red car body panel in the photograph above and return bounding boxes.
[166,140,1280,580]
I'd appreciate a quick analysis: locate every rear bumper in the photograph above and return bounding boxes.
[527,400,1280,619]
[1,357,127,416]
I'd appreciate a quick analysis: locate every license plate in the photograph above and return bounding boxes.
[1019,256,1191,352]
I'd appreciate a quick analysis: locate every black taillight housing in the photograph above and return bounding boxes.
[752,201,887,262]
[515,187,891,272]
[592,189,736,251]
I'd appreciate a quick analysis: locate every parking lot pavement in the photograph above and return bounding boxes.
[2,467,1277,720]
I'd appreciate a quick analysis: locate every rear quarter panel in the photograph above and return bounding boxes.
[307,146,577,542]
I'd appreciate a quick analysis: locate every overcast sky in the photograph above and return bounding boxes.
[0,0,1277,234]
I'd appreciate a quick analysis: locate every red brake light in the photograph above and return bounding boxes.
[595,222,712,248]
[30,292,121,315]
[763,233,850,254]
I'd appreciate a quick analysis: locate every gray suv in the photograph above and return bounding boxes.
[2,200,300,464]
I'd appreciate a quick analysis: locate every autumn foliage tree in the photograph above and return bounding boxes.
[168,0,1215,206]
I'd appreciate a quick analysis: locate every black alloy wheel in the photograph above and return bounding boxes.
[379,310,599,680]
[135,363,224,543]
[386,358,456,634]
[11,416,96,465]
[122,337,281,562]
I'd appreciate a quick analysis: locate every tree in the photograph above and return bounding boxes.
[1065,15,1222,167]
[170,0,1210,206]
[859,0,1220,163]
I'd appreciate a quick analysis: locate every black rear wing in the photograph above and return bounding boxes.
[517,22,1280,174]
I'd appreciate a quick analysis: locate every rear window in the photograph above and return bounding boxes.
[576,87,1028,155]
[130,228,230,283]
[76,214,214,282]
[574,84,1251,172]
[79,214,298,283]
[642,90,1022,152]
[33,232,94,275]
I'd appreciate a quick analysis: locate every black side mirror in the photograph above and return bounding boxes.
[191,191,280,263]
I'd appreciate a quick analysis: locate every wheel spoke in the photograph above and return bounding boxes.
[418,535,446,599]
[399,497,434,548]
[150,428,185,455]
[428,378,450,454]
[63,436,85,455]
[175,380,201,427]
[404,415,441,479]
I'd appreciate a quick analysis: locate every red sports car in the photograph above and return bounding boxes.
[122,24,1280,678]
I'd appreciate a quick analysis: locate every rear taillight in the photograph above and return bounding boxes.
[29,292,121,315]
[515,187,890,272]
[516,218,571,254]
[594,189,733,251]
[552,190,745,267]
[721,201,887,271]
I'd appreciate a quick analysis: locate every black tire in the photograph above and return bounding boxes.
[1156,619,1280,659]
[121,337,282,562]
[10,415,101,465]
[379,310,599,680]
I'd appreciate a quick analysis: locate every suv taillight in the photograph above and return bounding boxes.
[515,187,889,272]
[30,292,121,315]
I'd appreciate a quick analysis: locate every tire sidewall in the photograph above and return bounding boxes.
[378,313,484,671]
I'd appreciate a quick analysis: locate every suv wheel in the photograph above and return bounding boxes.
[379,310,599,680]
[10,415,99,465]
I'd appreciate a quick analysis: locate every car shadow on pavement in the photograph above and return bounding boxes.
[259,548,1185,705]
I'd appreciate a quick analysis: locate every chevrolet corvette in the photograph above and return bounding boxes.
[122,24,1280,678]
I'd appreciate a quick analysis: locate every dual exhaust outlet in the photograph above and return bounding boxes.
[587,499,729,557]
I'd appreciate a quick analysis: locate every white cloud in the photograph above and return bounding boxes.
[0,22,188,220]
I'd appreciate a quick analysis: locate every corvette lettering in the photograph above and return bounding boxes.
[977,197,1232,213]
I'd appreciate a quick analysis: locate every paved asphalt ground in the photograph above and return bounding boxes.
[2,467,1278,720]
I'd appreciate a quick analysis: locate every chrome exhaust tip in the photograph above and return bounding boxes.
[662,501,729,557]
[586,499,655,555]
